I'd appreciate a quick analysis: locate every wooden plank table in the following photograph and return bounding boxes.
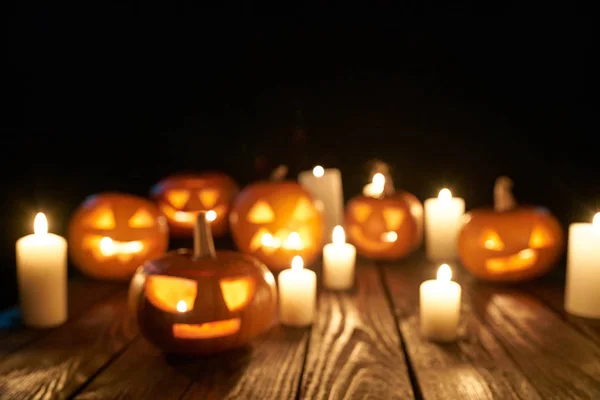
[1,252,600,399]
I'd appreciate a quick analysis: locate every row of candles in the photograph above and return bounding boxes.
[15,165,600,343]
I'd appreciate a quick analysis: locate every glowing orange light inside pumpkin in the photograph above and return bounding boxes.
[166,190,190,209]
[172,318,241,339]
[206,210,217,222]
[220,277,255,311]
[198,189,219,208]
[381,231,398,242]
[247,201,275,223]
[482,229,505,251]
[528,224,555,248]
[382,207,405,230]
[283,231,303,249]
[486,248,538,273]
[145,275,198,313]
[128,208,155,228]
[176,300,187,312]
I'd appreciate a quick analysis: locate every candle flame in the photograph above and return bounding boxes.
[313,165,325,177]
[176,300,188,313]
[438,188,452,202]
[332,225,345,245]
[372,173,385,188]
[437,264,452,282]
[291,255,304,271]
[261,233,274,247]
[206,210,217,222]
[34,212,48,235]
[593,212,600,228]
[363,173,385,198]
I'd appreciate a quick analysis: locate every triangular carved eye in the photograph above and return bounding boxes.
[382,207,405,230]
[166,190,189,209]
[352,202,372,223]
[292,197,316,221]
[529,224,554,248]
[198,189,219,208]
[481,229,504,251]
[85,206,116,230]
[247,201,275,224]
[128,208,155,228]
[220,277,255,311]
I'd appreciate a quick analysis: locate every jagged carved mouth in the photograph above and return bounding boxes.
[349,225,398,251]
[485,248,538,273]
[172,318,241,339]
[84,235,146,263]
[161,204,227,225]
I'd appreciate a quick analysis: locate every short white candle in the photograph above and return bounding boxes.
[420,264,462,342]
[323,225,356,290]
[424,188,465,261]
[565,212,600,318]
[278,255,316,327]
[16,213,68,328]
[298,166,344,238]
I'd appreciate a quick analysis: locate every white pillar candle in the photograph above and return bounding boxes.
[323,225,356,290]
[424,188,465,261]
[420,264,462,342]
[16,213,68,328]
[278,255,316,327]
[298,166,344,237]
[565,213,600,318]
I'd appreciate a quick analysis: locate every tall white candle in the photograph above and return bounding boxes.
[323,225,356,290]
[298,166,344,237]
[420,264,462,342]
[278,255,316,327]
[16,213,68,328]
[424,188,465,261]
[565,213,600,318]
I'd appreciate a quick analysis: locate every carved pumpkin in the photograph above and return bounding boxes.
[129,212,277,354]
[151,172,239,237]
[344,162,423,259]
[229,166,325,271]
[69,193,169,280]
[458,177,564,282]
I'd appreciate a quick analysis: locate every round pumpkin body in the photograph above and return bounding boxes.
[129,249,277,354]
[344,191,423,259]
[69,193,169,280]
[229,181,325,270]
[151,173,239,237]
[458,207,563,282]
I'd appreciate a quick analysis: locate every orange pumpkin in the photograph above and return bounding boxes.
[229,166,325,270]
[344,162,423,259]
[129,212,277,354]
[458,177,564,282]
[151,172,239,237]
[69,193,169,280]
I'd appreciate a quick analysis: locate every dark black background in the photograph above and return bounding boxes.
[2,5,598,308]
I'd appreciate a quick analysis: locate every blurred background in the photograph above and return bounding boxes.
[2,5,597,307]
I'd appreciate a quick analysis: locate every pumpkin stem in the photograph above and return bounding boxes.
[194,212,216,259]
[270,165,288,181]
[494,176,517,212]
[369,160,395,197]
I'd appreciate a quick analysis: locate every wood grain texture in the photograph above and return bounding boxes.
[77,322,308,399]
[0,279,119,357]
[301,261,414,400]
[470,280,600,399]
[383,256,541,400]
[0,288,136,399]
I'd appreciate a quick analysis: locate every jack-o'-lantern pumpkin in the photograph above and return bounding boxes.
[344,162,423,259]
[458,177,564,282]
[151,172,239,237]
[129,212,277,354]
[69,193,169,280]
[229,165,325,270]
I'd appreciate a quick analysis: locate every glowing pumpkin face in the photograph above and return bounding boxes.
[229,181,325,270]
[458,207,564,282]
[68,193,169,280]
[151,173,239,237]
[344,192,423,259]
[129,250,277,354]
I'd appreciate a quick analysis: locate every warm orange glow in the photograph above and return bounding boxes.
[382,207,405,230]
[128,208,155,228]
[486,249,537,273]
[166,190,190,209]
[313,165,325,177]
[283,231,303,250]
[220,277,255,311]
[172,318,241,339]
[206,210,217,222]
[482,229,505,251]
[292,197,317,221]
[291,255,304,271]
[145,275,198,313]
[349,225,395,251]
[437,264,452,281]
[161,204,226,225]
[198,189,219,208]
[176,300,187,313]
[34,212,48,235]
[351,202,372,223]
[528,225,554,248]
[247,201,275,223]
[85,206,116,230]
[381,231,398,243]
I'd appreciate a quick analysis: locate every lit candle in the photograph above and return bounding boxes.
[420,264,462,342]
[278,255,316,327]
[424,188,465,261]
[16,213,68,328]
[362,172,385,198]
[323,225,357,290]
[564,212,600,318]
[298,165,344,237]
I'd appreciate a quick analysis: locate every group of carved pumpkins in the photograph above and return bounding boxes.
[66,165,564,355]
